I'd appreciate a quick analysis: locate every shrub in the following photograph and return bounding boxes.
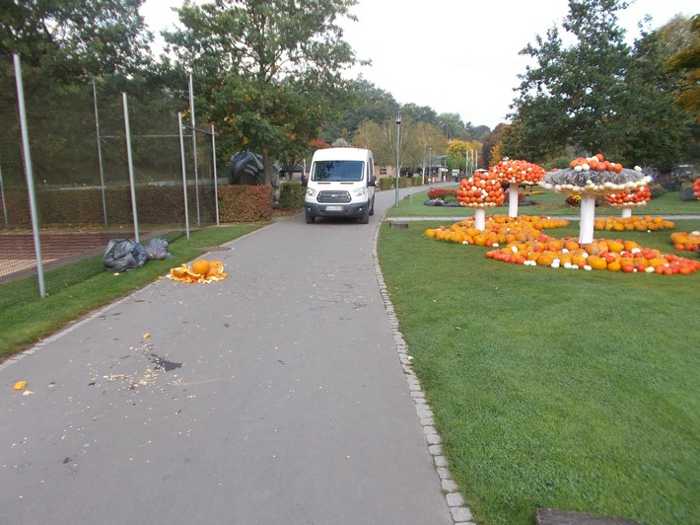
[218,185,272,222]
[427,188,458,200]
[378,178,394,191]
[278,181,305,209]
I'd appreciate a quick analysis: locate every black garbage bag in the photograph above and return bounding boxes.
[103,239,148,272]
[145,238,170,260]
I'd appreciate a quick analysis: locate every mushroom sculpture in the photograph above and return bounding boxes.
[490,159,545,218]
[605,185,652,218]
[694,178,700,200]
[457,170,505,231]
[540,154,650,244]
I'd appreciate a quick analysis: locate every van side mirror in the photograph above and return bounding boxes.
[368,175,376,187]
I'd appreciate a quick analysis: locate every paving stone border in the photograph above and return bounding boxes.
[372,221,475,525]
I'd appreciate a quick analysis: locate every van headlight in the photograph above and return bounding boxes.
[306,188,316,198]
[352,187,367,198]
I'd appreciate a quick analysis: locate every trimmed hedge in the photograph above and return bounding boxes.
[218,184,272,222]
[377,176,424,191]
[278,181,305,209]
[2,184,269,226]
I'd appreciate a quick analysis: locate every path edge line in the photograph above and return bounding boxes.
[371,219,476,525]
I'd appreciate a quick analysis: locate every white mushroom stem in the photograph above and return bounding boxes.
[508,183,519,218]
[621,207,632,218]
[474,208,486,231]
[579,196,596,244]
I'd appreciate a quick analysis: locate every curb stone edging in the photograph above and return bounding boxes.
[372,220,476,525]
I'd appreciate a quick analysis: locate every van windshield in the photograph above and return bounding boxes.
[312,160,364,182]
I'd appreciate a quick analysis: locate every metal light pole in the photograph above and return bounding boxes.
[0,154,8,226]
[122,92,140,243]
[188,73,201,226]
[210,123,220,226]
[428,145,433,184]
[92,78,108,225]
[177,112,190,239]
[14,54,45,297]
[394,111,401,207]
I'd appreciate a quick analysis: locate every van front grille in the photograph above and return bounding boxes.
[317,190,351,203]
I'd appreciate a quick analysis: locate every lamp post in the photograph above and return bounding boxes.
[394,111,401,207]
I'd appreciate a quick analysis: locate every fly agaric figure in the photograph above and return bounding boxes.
[490,159,545,218]
[605,185,652,218]
[540,154,650,244]
[694,178,700,200]
[456,169,505,231]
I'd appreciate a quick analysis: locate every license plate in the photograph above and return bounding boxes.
[325,205,343,211]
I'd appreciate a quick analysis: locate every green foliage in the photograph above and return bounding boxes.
[353,119,447,167]
[378,177,395,191]
[509,0,695,169]
[165,0,359,181]
[278,181,305,209]
[0,0,152,79]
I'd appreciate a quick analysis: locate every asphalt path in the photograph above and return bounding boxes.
[0,185,452,525]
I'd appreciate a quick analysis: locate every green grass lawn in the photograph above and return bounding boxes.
[378,219,700,525]
[386,189,700,218]
[0,223,263,360]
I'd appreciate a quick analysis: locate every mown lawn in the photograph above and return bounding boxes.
[378,219,700,525]
[386,189,700,218]
[0,223,263,359]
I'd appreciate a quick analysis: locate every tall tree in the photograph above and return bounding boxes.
[0,0,152,79]
[165,0,358,182]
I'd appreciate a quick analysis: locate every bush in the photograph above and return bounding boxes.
[649,183,666,199]
[378,177,394,191]
[412,175,423,186]
[278,181,305,209]
[218,185,272,222]
[427,188,458,200]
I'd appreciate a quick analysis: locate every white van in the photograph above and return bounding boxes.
[304,148,376,224]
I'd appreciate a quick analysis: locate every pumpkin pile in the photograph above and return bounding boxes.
[490,159,545,186]
[569,153,624,173]
[694,178,700,200]
[168,259,228,284]
[485,238,700,275]
[605,185,652,208]
[594,216,675,232]
[671,231,700,252]
[424,216,569,247]
[457,171,505,207]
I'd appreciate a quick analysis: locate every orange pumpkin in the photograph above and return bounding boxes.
[192,259,211,276]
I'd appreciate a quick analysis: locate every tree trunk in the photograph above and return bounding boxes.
[262,147,274,185]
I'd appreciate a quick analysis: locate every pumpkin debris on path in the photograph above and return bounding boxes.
[13,380,28,391]
[167,259,228,284]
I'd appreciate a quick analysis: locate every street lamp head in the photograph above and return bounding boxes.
[395,111,401,125]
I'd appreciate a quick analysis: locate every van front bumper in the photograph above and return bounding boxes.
[305,201,369,217]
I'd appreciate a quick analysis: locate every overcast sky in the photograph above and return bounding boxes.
[141,0,698,129]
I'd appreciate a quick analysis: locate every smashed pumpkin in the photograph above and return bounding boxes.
[168,259,228,284]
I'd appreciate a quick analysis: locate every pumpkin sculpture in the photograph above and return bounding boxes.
[540,153,650,244]
[490,159,545,218]
[605,185,651,218]
[168,259,227,284]
[694,178,700,200]
[456,170,505,231]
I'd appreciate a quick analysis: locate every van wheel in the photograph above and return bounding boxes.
[358,207,370,224]
[305,211,315,224]
[369,197,375,216]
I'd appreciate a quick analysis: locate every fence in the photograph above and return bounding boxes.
[0,54,222,296]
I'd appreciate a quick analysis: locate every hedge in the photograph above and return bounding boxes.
[377,176,424,191]
[278,181,305,209]
[1,183,270,226]
[218,184,272,222]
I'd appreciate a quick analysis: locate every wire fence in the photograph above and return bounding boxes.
[0,54,222,296]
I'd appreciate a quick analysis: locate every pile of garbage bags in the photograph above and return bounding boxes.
[103,237,171,273]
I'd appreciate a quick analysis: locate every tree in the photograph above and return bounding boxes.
[481,123,510,167]
[509,0,695,169]
[621,25,694,169]
[446,139,482,169]
[165,0,358,182]
[666,15,700,118]
[0,0,152,79]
